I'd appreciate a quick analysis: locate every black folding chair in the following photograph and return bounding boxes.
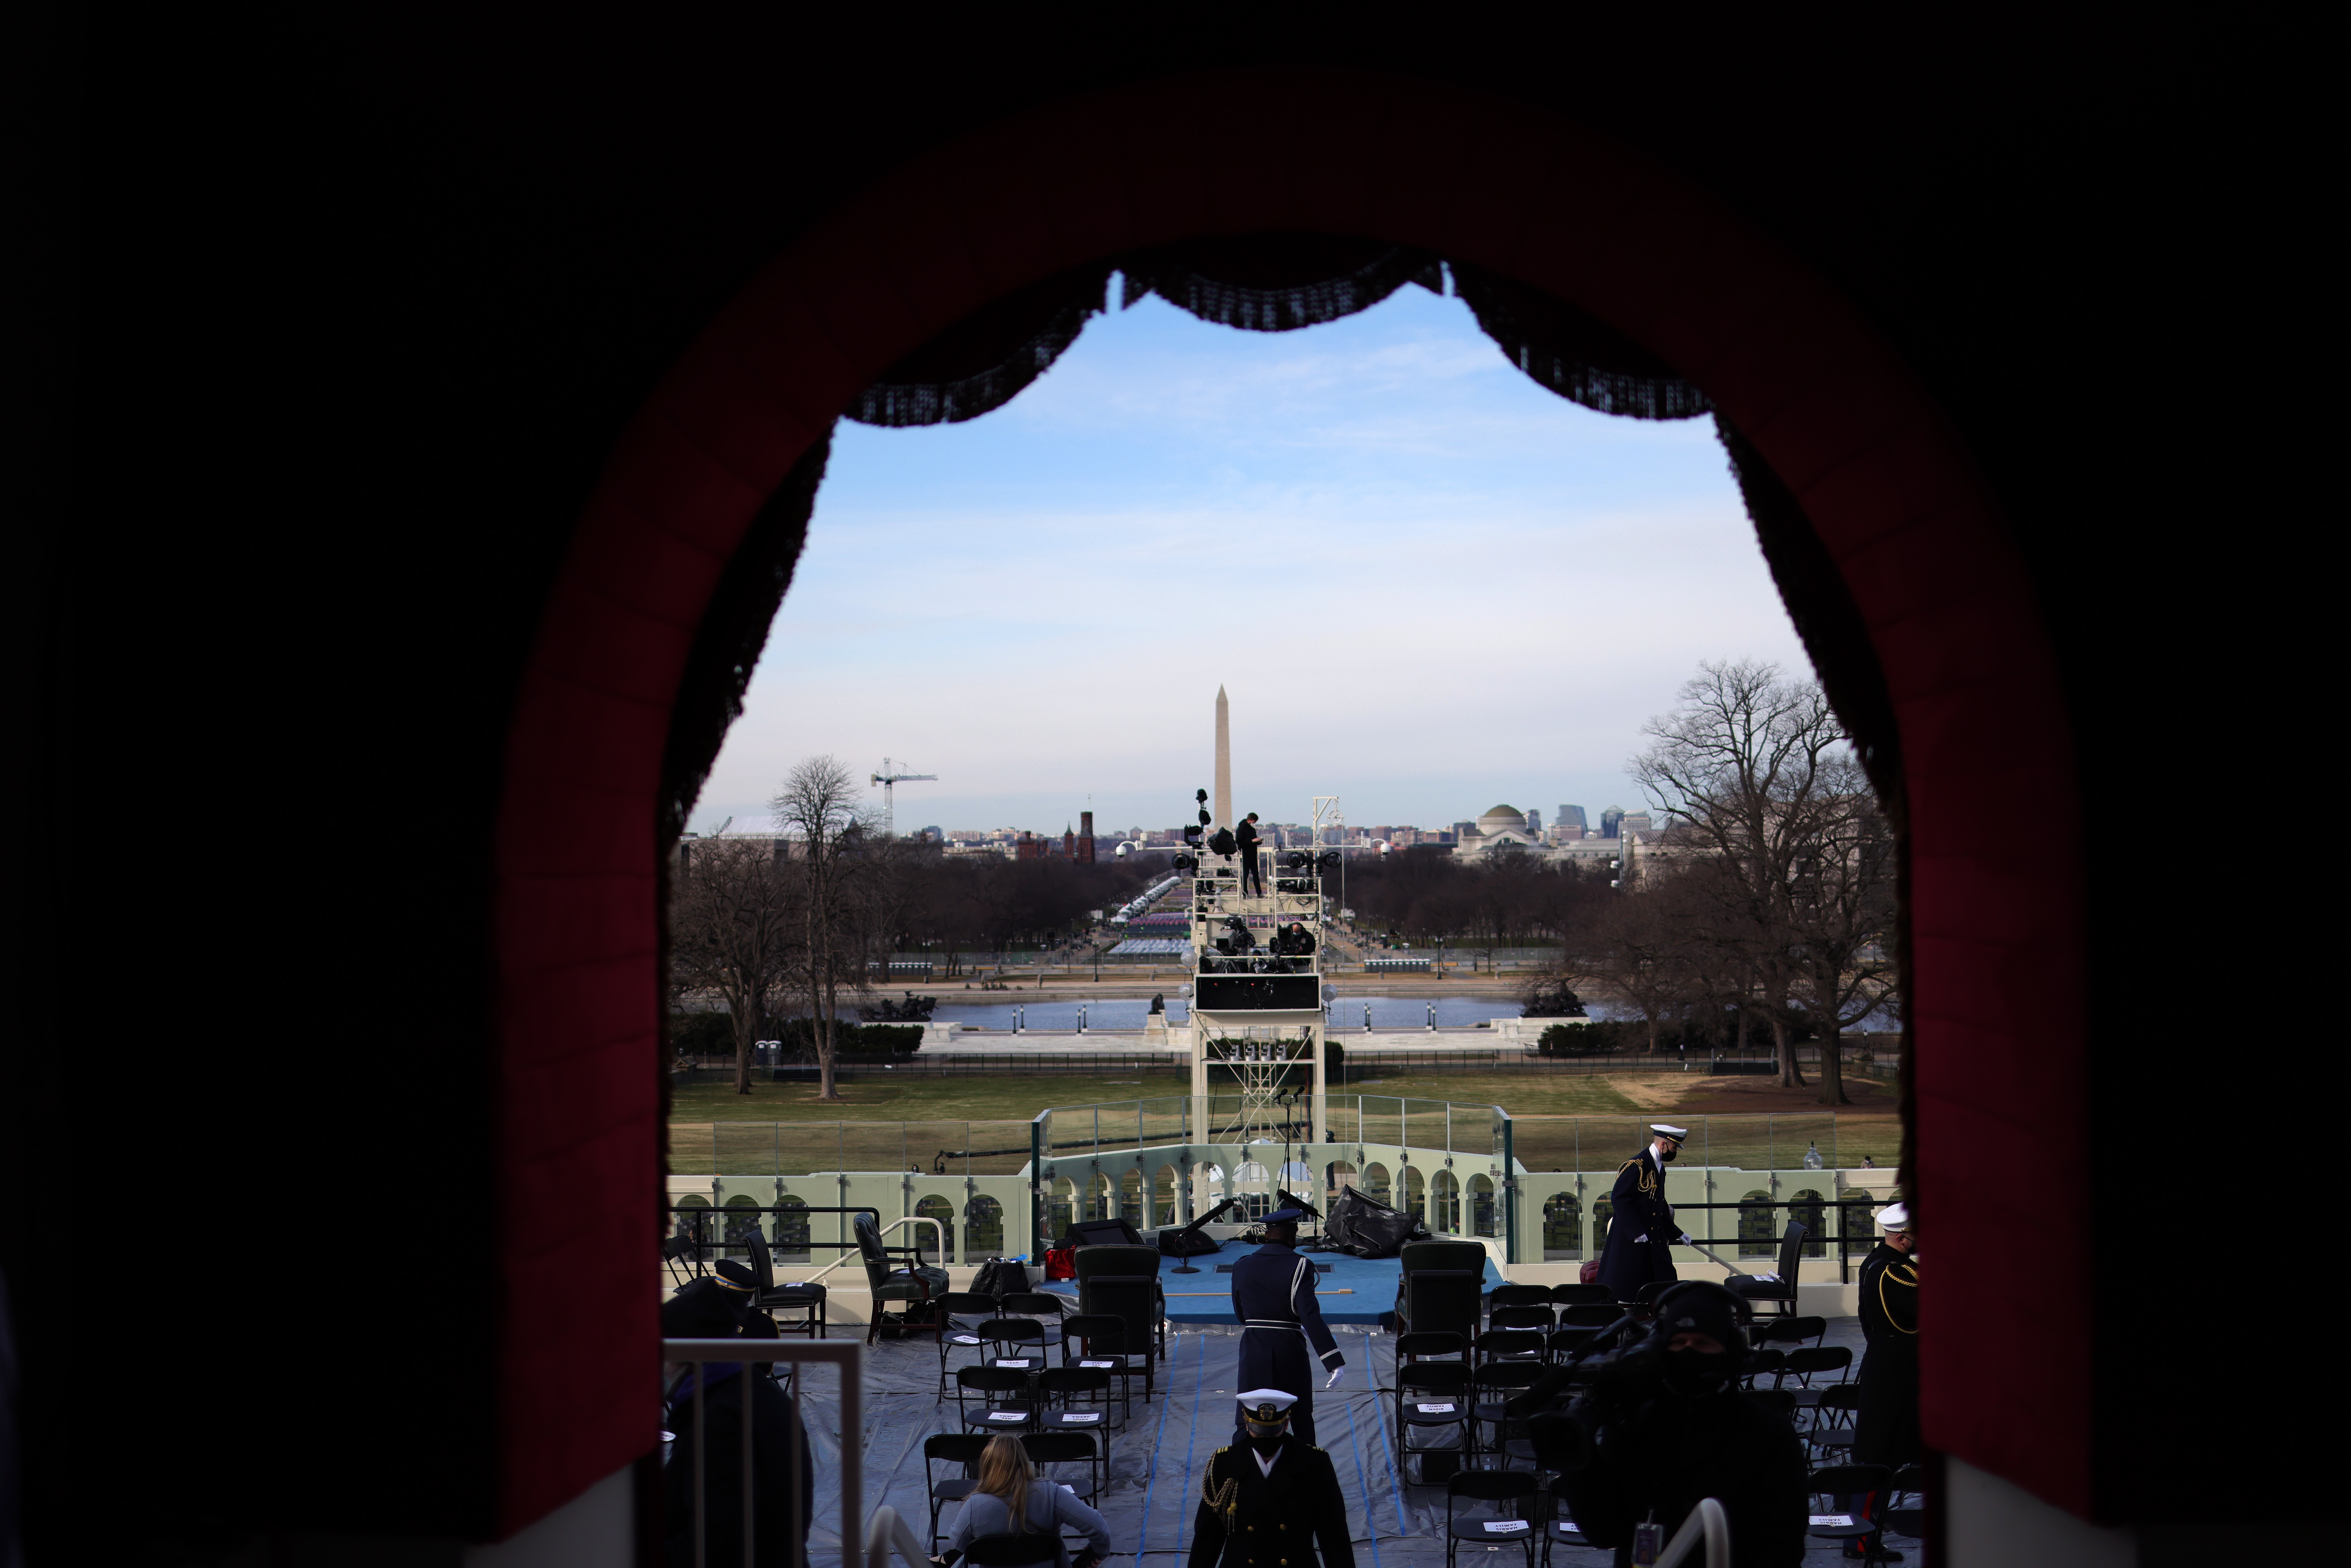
[954,1366,1036,1434]
[1473,1329,1546,1367]
[1724,1220,1806,1318]
[974,1316,1048,1373]
[1399,1329,1470,1365]
[1444,1469,1539,1568]
[1469,1361,1545,1464]
[744,1231,827,1339]
[1397,1362,1473,1485]
[1808,1386,1863,1459]
[1555,1303,1618,1331]
[1806,1463,1893,1563]
[1487,1304,1555,1333]
[1058,1313,1139,1421]
[1079,1276,1162,1402]
[1022,1430,1104,1505]
[936,1292,1001,1400]
[1882,1463,1926,1542]
[1778,1345,1854,1410]
[1755,1314,1828,1350]
[923,1432,988,1548]
[662,1233,700,1291]
[1742,1346,1787,1389]
[1487,1284,1552,1322]
[1038,1365,1116,1449]
[1000,1290,1069,1357]
[1395,1241,1487,1338]
[1548,1282,1612,1307]
[1544,1327,1600,1366]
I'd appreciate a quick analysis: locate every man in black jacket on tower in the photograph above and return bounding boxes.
[1236,812,1264,896]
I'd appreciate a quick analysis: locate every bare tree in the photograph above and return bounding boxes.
[772,755,868,1102]
[1633,659,1893,1103]
[669,838,803,1095]
[1786,759,1899,1104]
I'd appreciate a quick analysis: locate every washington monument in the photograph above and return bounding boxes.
[1214,685,1232,829]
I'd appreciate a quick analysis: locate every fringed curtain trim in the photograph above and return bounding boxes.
[1120,236,1444,332]
[657,430,832,848]
[848,264,1113,427]
[1450,262,1710,421]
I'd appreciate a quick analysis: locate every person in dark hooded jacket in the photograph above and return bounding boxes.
[1546,1282,1806,1568]
[662,1265,816,1568]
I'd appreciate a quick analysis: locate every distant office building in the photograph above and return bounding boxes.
[1621,810,1654,835]
[1552,823,1586,842]
[1600,806,1625,839]
[920,825,942,843]
[1525,808,1543,835]
[1557,805,1588,832]
[1452,820,1476,841]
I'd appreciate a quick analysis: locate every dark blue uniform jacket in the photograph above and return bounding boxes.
[1230,1242,1345,1445]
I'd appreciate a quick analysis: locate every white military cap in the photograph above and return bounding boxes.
[1237,1389,1298,1423]
[1875,1202,1911,1231]
[1649,1123,1689,1141]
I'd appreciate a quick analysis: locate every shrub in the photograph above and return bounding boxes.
[1538,1021,1618,1057]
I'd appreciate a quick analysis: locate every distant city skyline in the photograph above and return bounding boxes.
[680,282,1808,839]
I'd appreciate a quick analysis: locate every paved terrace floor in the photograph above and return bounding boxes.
[785,1317,1899,1568]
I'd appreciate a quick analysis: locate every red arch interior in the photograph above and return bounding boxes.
[492,68,2086,1532]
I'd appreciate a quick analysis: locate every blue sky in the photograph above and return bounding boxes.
[689,280,1808,838]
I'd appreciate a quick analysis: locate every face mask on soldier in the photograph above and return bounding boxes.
[1248,1427,1284,1455]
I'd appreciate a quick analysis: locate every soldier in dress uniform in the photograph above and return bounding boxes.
[1854,1202,1920,1468]
[1596,1124,1692,1301]
[1230,1207,1345,1447]
[1188,1390,1356,1568]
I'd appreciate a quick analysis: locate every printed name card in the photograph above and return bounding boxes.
[1079,1359,1118,1369]
[987,1411,1025,1422]
[1809,1515,1855,1527]
[951,1335,982,1345]
[1062,1413,1101,1423]
[1483,1522,1528,1534]
[995,1359,1031,1369]
[1417,1402,1457,1413]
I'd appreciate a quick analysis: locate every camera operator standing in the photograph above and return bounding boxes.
[1530,1282,1806,1567]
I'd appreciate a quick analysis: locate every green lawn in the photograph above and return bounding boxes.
[670,1073,1185,1123]
[667,1069,1896,1176]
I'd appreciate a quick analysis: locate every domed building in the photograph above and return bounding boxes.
[1458,803,1543,856]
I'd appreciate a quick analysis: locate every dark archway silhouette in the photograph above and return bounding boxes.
[487,68,2088,1531]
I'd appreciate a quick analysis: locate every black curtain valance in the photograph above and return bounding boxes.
[843,234,1708,429]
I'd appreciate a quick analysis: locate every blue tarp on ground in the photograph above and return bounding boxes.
[1040,1243,1507,1323]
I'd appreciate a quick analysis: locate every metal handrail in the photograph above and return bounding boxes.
[863,1504,933,1568]
[664,1335,861,1568]
[1654,1497,1730,1568]
[804,1214,950,1285]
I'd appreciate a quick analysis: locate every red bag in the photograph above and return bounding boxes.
[1579,1258,1602,1285]
[1044,1245,1077,1281]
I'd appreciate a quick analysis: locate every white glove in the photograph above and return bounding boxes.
[1325,1367,1344,1389]
[1677,1232,1693,1245]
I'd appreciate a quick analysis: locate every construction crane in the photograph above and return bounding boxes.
[869,758,936,839]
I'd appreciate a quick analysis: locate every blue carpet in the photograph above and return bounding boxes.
[1042,1243,1505,1323]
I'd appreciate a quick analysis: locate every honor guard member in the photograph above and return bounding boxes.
[1854,1202,1920,1469]
[1188,1390,1355,1568]
[1596,1124,1693,1301]
[1230,1206,1345,1447]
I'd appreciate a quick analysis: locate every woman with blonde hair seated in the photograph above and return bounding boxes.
[937,1434,1112,1568]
